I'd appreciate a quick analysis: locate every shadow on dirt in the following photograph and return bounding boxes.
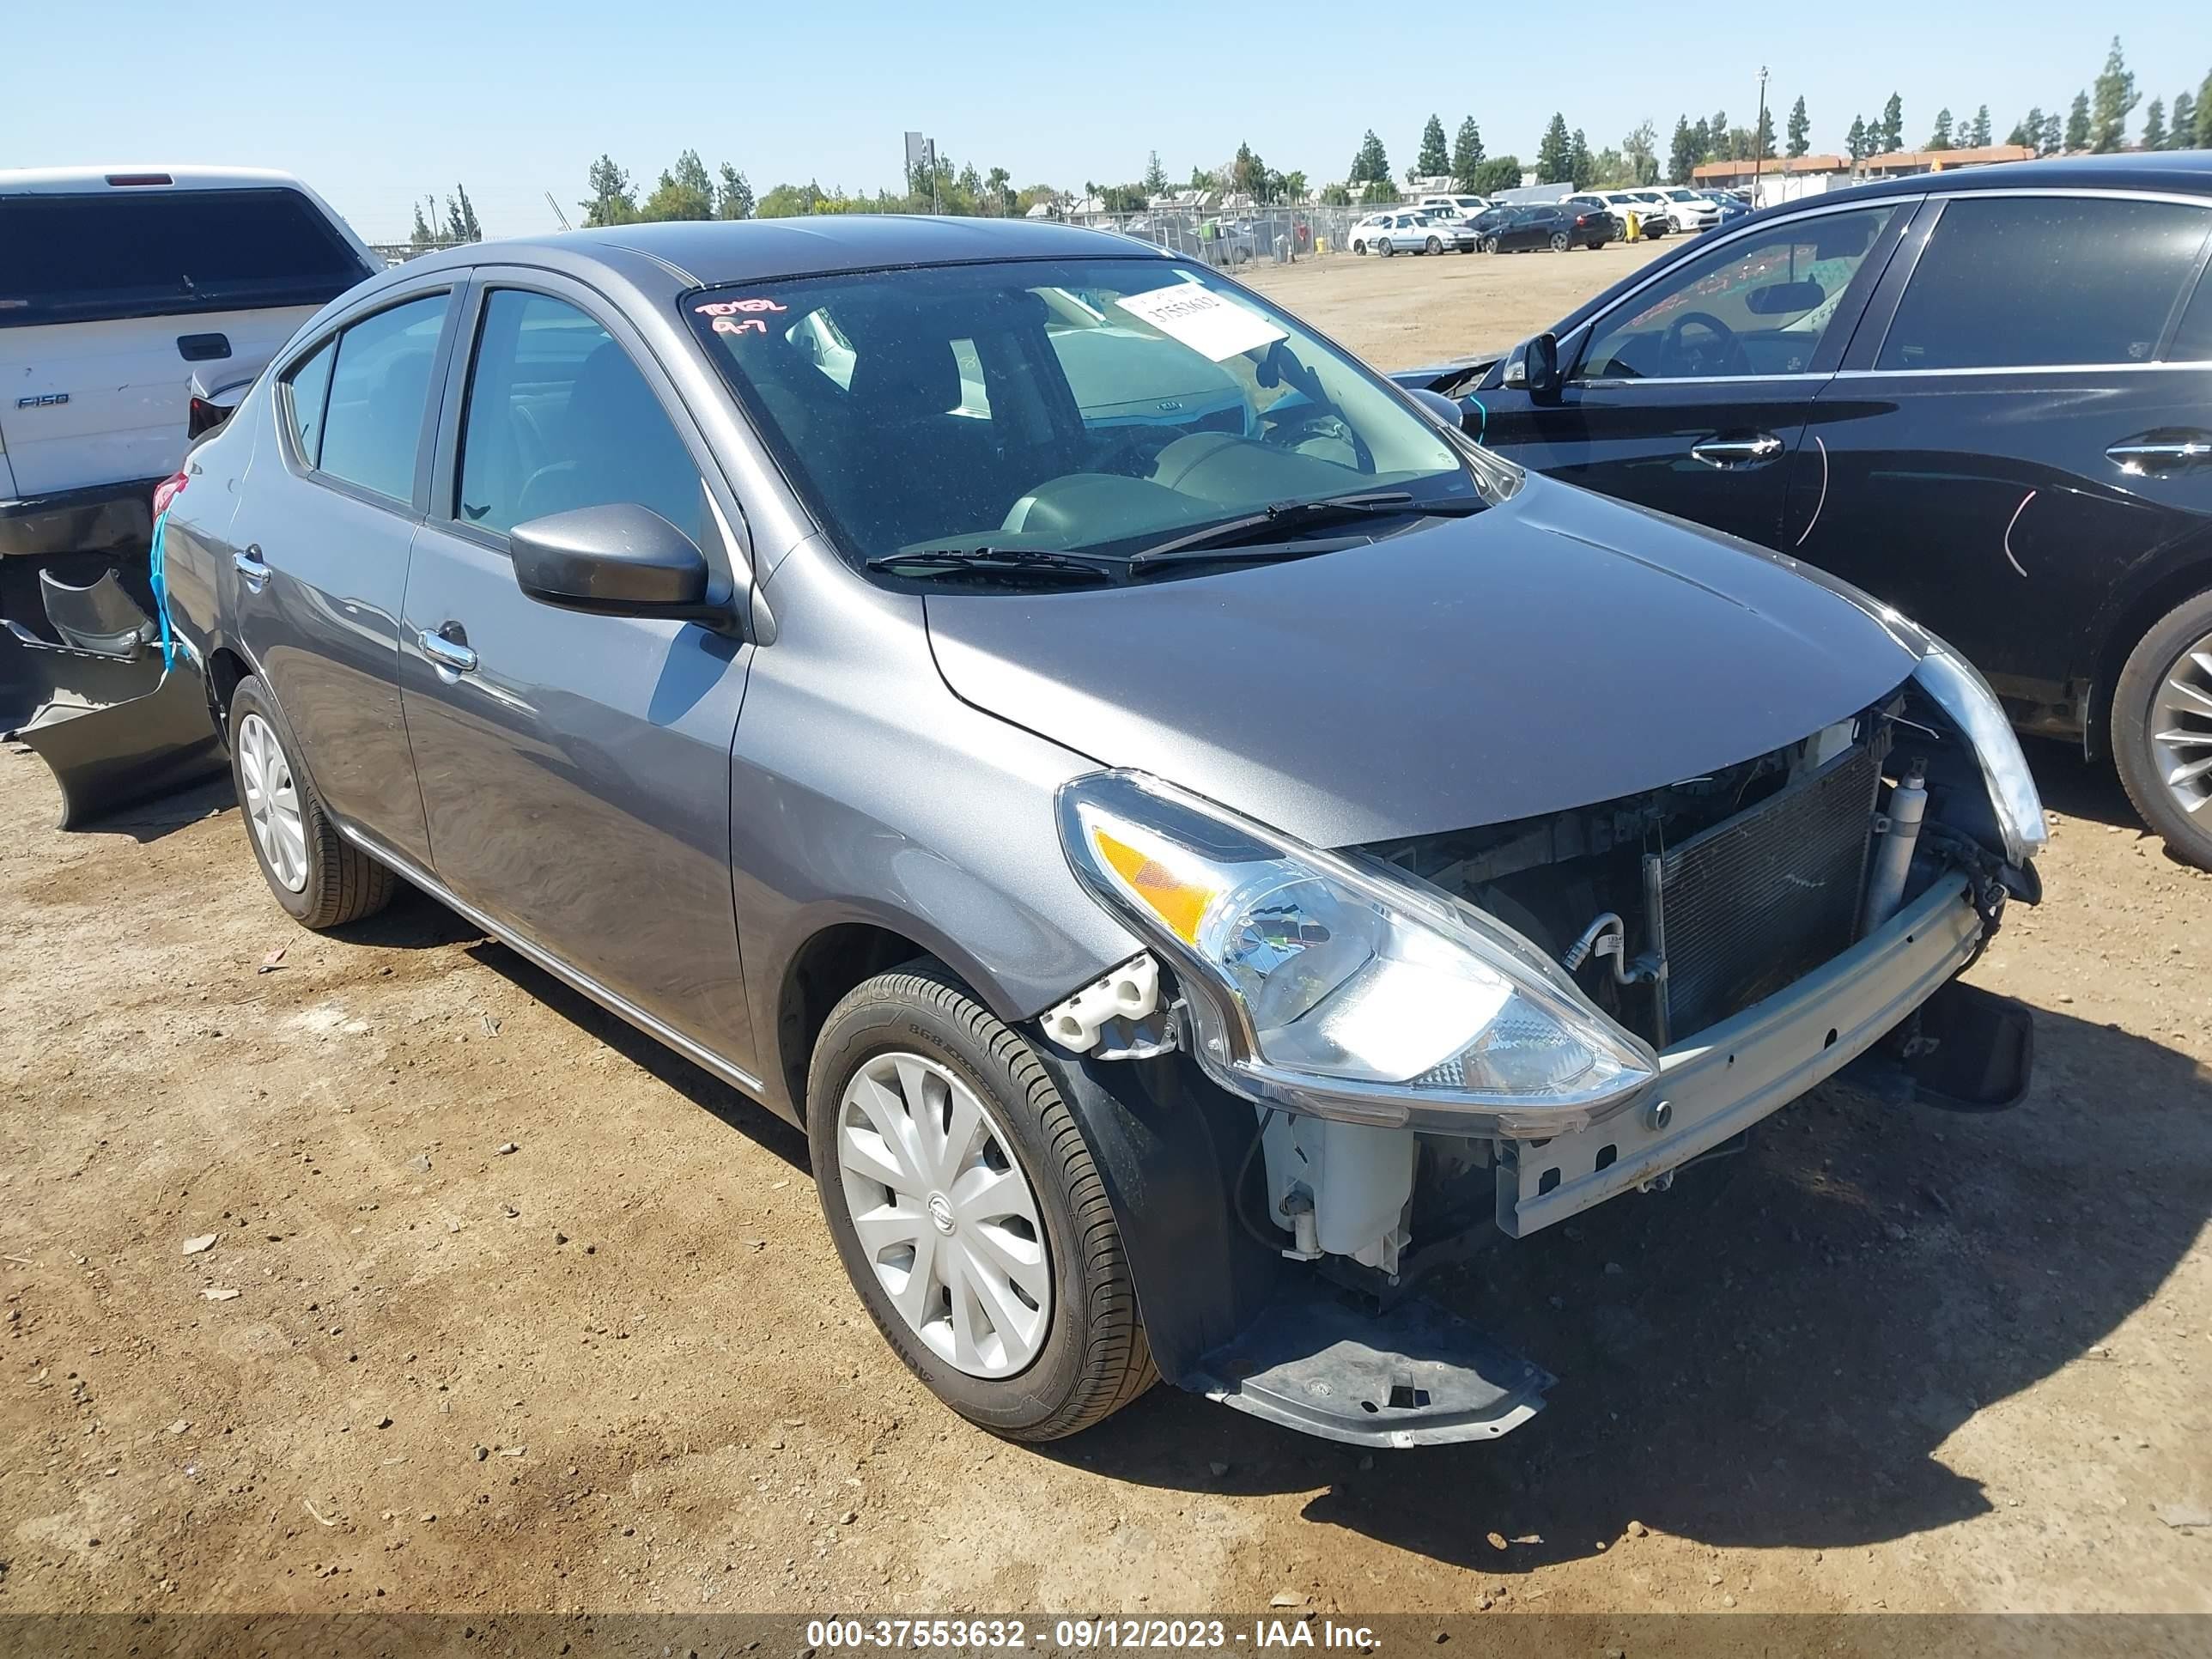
[2022,738,2134,832]
[1048,1003,2210,1573]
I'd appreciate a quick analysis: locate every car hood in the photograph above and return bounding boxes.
[922,474,1923,848]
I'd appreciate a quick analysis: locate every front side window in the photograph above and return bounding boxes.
[1579,204,1900,380]
[690,258,1478,573]
[456,290,702,544]
[317,293,451,501]
[1878,195,2212,371]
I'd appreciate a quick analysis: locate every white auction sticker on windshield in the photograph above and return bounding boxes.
[1115,283,1286,361]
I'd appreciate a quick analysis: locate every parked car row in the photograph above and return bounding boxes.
[1467,201,1619,252]
[1348,210,1479,255]
[1398,151,2212,868]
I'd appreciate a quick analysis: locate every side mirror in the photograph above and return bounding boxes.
[1509,331,1562,402]
[1407,387,1467,429]
[509,502,714,620]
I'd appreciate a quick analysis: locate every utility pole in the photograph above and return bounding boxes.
[1752,66,1770,205]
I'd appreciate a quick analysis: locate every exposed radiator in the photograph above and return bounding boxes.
[1644,743,1882,1043]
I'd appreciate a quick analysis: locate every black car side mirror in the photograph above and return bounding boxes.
[1519,331,1561,402]
[1407,387,1468,429]
[509,502,719,621]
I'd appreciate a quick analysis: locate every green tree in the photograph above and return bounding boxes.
[2042,110,2063,154]
[1416,113,1449,178]
[1231,142,1269,200]
[442,184,481,243]
[1622,119,1658,185]
[1690,117,1711,163]
[1471,155,1522,194]
[1969,106,1991,148]
[1786,95,1810,157]
[1846,115,1868,163]
[1319,182,1352,206]
[2065,90,2091,149]
[1280,170,1308,203]
[1449,116,1486,191]
[2008,106,2044,150]
[1881,92,1904,153]
[1753,106,1777,158]
[641,149,715,221]
[1928,107,1954,149]
[1349,130,1391,185]
[1142,150,1167,195]
[1708,109,1729,158]
[2170,91,2196,148]
[758,180,825,218]
[2091,36,2137,151]
[1668,115,1699,184]
[1536,112,1573,183]
[1569,128,1593,188]
[983,167,1012,215]
[581,155,639,227]
[2142,97,2167,149]
[409,200,436,249]
[2198,70,2212,143]
[715,164,755,220]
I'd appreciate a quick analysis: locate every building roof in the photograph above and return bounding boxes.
[1862,143,2036,172]
[1692,154,1846,180]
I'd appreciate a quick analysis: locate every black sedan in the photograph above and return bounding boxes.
[1471,202,1617,253]
[1400,153,2212,866]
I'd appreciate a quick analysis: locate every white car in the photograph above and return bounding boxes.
[1565,191,1674,238]
[1351,210,1472,256]
[0,166,376,560]
[1648,187,1723,233]
[1415,193,1492,222]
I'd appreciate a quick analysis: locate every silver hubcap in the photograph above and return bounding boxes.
[237,712,308,893]
[2152,635,2212,817]
[836,1052,1050,1379]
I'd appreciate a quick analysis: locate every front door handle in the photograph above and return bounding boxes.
[2107,431,2212,477]
[420,628,478,675]
[233,544,268,587]
[1689,433,1785,469]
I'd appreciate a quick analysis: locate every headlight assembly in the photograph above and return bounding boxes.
[1055,771,1658,1134]
[1911,639,2049,866]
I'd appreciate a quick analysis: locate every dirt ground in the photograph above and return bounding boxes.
[3,244,2209,1623]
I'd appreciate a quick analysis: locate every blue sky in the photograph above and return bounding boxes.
[5,3,2209,240]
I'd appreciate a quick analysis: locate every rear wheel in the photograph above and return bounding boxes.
[807,960,1156,1440]
[2112,589,2212,871]
[227,675,396,928]
[1550,231,1570,252]
[1379,236,1397,257]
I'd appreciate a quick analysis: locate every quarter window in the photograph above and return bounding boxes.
[1579,204,1899,380]
[1878,196,2212,371]
[2160,264,2212,362]
[455,290,702,544]
[317,293,451,501]
[282,337,335,466]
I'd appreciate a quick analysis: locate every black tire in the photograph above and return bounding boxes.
[1480,235,1497,254]
[1352,239,1366,255]
[806,960,1156,1441]
[1550,231,1570,252]
[1425,235,1442,254]
[225,674,397,929]
[2112,588,2212,870]
[1379,237,1397,257]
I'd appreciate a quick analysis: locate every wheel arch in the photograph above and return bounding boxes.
[2085,544,2212,761]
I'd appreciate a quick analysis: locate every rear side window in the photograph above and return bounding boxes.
[2170,268,2212,362]
[455,290,702,543]
[283,338,336,465]
[0,188,369,328]
[316,294,451,502]
[1879,196,2212,371]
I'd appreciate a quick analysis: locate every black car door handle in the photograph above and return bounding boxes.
[2107,432,2212,477]
[1689,433,1785,469]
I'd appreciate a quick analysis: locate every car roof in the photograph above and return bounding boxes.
[398,216,1172,292]
[1793,149,2212,210]
[0,164,317,194]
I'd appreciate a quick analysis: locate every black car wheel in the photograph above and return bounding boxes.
[1480,235,1497,253]
[226,674,397,929]
[2113,589,2212,871]
[1550,231,1570,252]
[807,959,1156,1440]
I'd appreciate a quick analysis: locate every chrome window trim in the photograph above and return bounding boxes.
[337,823,768,1097]
[1572,371,1833,387]
[1832,360,2212,379]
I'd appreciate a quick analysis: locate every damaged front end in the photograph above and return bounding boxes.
[1044,659,2042,1448]
[1,563,225,829]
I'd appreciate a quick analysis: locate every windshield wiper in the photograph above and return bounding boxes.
[1126,491,1483,569]
[865,546,1120,583]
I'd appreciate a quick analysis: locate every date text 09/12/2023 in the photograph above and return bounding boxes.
[804,1619,1384,1651]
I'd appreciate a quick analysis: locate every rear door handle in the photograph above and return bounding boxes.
[2107,432,2212,477]
[420,627,478,675]
[1689,433,1785,469]
[233,544,268,587]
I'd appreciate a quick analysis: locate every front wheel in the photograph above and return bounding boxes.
[1351,239,1366,255]
[2112,589,2212,870]
[1550,231,1570,252]
[1480,235,1497,253]
[807,961,1156,1440]
[227,675,396,929]
[1425,235,1443,254]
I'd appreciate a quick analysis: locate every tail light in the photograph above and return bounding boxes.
[153,471,188,518]
[187,395,228,440]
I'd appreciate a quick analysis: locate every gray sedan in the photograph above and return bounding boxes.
[160,217,2044,1448]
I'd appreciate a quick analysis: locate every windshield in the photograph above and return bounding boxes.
[689,256,1478,573]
